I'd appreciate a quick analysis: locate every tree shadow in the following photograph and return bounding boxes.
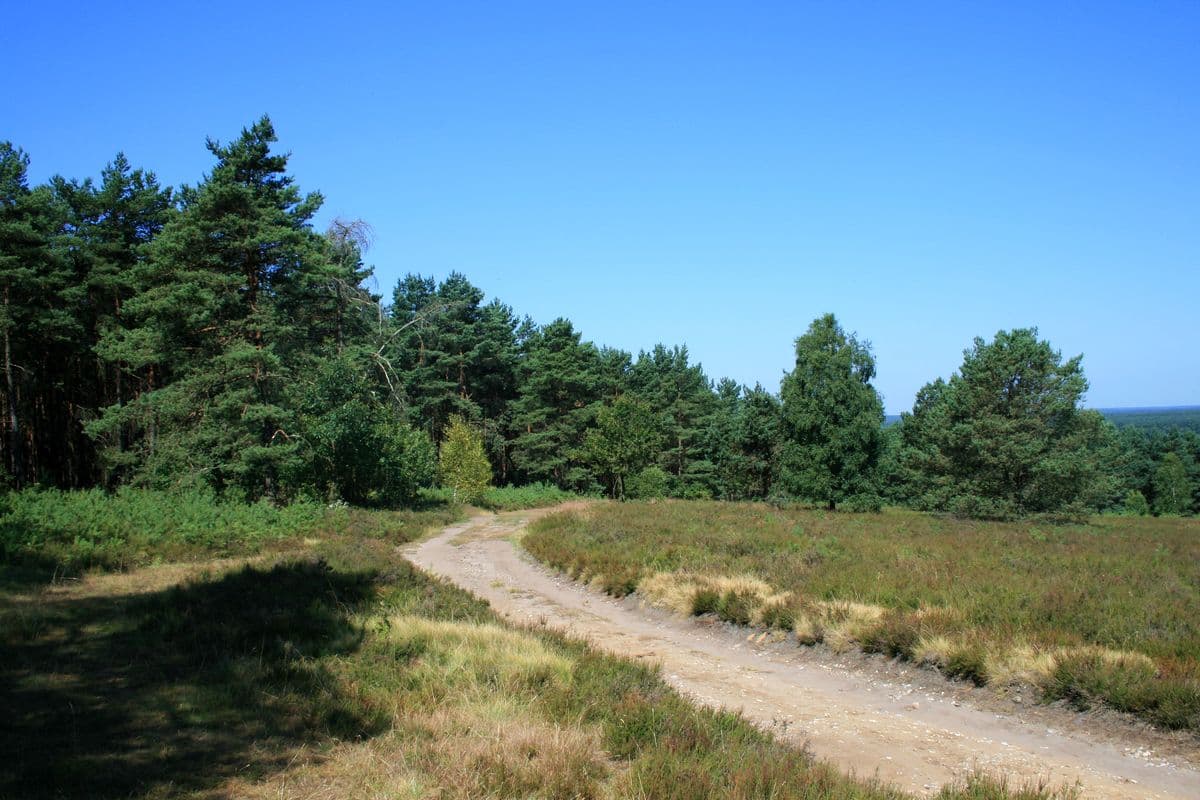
[0,553,79,594]
[1,558,387,799]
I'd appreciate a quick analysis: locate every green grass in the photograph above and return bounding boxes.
[0,492,1073,799]
[474,481,581,510]
[524,500,1200,732]
[0,487,461,574]
[421,481,581,511]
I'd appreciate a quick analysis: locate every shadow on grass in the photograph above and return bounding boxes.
[0,556,65,594]
[0,558,387,799]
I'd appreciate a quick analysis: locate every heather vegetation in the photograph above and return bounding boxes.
[1,505,1076,800]
[525,502,1200,731]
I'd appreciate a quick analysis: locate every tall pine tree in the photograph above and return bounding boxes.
[92,117,330,499]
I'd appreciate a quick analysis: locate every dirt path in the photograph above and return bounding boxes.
[404,509,1200,799]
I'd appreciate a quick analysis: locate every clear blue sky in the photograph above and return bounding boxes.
[5,1,1197,412]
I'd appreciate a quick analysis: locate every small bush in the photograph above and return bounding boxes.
[861,611,920,659]
[603,568,641,598]
[1122,490,1149,516]
[843,493,883,513]
[627,466,670,500]
[691,588,720,616]
[759,601,797,631]
[936,771,1079,800]
[677,483,713,501]
[1045,649,1200,730]
[716,590,755,626]
[944,641,990,686]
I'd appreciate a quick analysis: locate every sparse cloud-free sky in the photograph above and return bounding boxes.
[5,1,1197,411]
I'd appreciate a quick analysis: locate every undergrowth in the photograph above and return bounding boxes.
[0,487,460,574]
[421,481,580,511]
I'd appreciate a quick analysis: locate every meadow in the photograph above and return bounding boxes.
[0,487,462,574]
[524,501,1200,732]
[0,488,1074,799]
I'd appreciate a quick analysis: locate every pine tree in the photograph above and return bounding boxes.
[628,344,717,496]
[0,143,75,487]
[510,319,603,489]
[58,154,174,486]
[706,378,743,499]
[93,117,330,499]
[736,384,782,499]
[779,314,884,511]
[899,328,1107,518]
[389,272,521,451]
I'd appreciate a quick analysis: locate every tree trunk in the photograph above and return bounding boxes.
[335,281,344,354]
[4,285,22,488]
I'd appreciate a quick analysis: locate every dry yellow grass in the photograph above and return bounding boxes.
[986,644,1059,687]
[226,736,428,800]
[381,615,574,695]
[639,570,776,615]
[912,635,957,669]
[638,569,891,653]
[228,616,602,799]
[229,707,607,800]
[629,568,1168,704]
[817,601,888,653]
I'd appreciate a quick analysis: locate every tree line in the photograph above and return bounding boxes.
[1,117,1195,517]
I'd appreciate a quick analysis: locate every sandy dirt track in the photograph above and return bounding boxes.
[403,508,1200,799]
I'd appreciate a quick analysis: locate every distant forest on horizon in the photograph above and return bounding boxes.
[886,406,1200,432]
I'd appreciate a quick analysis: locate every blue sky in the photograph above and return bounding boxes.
[5,1,1197,412]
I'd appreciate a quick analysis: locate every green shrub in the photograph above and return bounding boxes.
[1046,650,1200,730]
[1122,490,1150,516]
[861,610,920,659]
[478,483,578,511]
[627,466,670,500]
[716,590,755,626]
[692,588,720,616]
[759,601,797,630]
[944,641,990,686]
[843,493,883,513]
[677,483,713,501]
[419,482,578,511]
[296,357,437,507]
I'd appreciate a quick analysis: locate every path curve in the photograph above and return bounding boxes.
[404,509,1200,799]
